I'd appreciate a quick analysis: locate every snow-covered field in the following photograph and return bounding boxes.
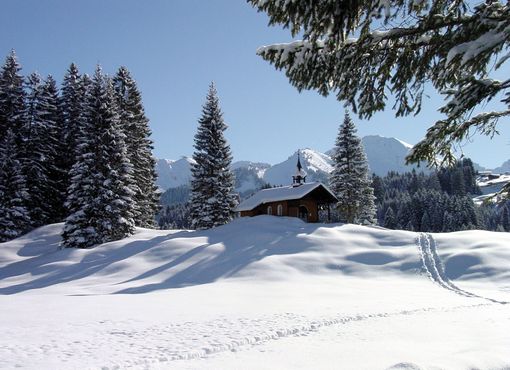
[1,216,509,369]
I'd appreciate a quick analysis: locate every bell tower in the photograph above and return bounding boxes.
[292,151,307,185]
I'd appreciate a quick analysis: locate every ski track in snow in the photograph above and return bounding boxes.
[0,304,492,369]
[416,233,507,305]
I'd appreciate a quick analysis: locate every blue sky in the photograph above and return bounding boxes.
[1,0,508,168]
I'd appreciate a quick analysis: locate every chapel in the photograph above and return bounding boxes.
[235,153,338,222]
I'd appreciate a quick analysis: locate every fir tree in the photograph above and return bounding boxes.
[396,194,413,229]
[372,175,384,203]
[330,112,376,224]
[250,1,510,166]
[0,50,26,144]
[383,207,396,229]
[442,211,455,232]
[41,75,66,222]
[0,129,31,241]
[420,211,431,232]
[62,67,135,248]
[23,72,52,226]
[189,83,238,229]
[23,74,65,226]
[500,205,510,232]
[61,64,87,192]
[113,67,159,227]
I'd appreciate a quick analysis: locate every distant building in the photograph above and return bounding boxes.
[235,152,337,222]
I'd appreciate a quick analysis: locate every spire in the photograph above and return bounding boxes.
[297,151,303,172]
[292,150,307,186]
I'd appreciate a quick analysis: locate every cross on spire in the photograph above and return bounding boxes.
[292,150,307,185]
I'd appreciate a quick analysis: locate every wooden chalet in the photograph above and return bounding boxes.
[235,153,338,223]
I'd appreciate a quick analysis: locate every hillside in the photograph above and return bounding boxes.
[1,217,509,369]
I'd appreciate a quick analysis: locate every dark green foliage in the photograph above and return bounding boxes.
[249,0,510,165]
[330,112,376,224]
[437,158,481,196]
[376,160,485,232]
[0,50,26,144]
[189,83,238,229]
[0,51,31,239]
[0,52,155,244]
[374,158,504,232]
[23,74,65,226]
[23,72,49,226]
[62,67,135,248]
[158,204,191,230]
[40,75,66,223]
[500,205,510,232]
[113,67,160,228]
[0,129,31,241]
[160,185,191,206]
[383,206,396,229]
[61,64,88,197]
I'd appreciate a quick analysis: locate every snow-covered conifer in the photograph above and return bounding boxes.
[0,129,31,241]
[189,83,237,229]
[0,50,26,144]
[251,1,510,165]
[113,67,159,227]
[383,207,396,229]
[330,112,376,224]
[23,72,52,226]
[500,206,510,232]
[23,74,66,226]
[61,64,87,187]
[420,211,431,232]
[62,67,135,248]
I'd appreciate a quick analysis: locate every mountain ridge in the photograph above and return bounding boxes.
[156,135,505,194]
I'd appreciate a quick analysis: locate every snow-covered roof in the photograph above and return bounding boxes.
[235,182,337,212]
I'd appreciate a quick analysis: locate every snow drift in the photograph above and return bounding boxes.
[1,217,509,370]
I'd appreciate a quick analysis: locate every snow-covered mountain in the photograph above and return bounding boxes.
[232,161,271,194]
[156,135,428,191]
[361,135,428,175]
[493,159,510,174]
[155,157,195,190]
[262,148,332,186]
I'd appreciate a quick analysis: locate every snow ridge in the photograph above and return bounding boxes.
[417,233,507,304]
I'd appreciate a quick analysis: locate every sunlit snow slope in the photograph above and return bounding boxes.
[1,217,509,370]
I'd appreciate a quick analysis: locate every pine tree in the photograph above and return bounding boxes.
[250,1,510,166]
[500,205,510,232]
[23,72,52,226]
[358,186,377,225]
[113,67,159,228]
[0,50,26,144]
[189,83,237,229]
[383,207,396,229]
[420,211,431,232]
[442,211,455,232]
[41,76,65,222]
[0,129,31,241]
[372,174,384,203]
[396,194,413,229]
[23,74,66,226]
[330,112,376,224]
[61,64,87,193]
[62,67,135,248]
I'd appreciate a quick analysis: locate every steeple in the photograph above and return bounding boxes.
[292,150,307,186]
